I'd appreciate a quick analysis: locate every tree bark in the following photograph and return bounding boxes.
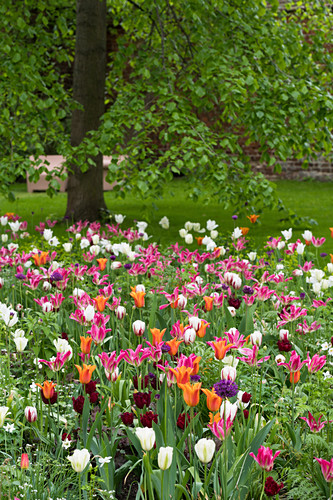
[65,0,107,221]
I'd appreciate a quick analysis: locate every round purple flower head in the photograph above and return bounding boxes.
[213,379,238,399]
[232,215,238,220]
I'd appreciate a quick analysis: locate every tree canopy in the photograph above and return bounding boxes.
[1,0,333,218]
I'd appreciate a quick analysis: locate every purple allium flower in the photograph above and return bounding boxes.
[15,273,26,280]
[232,215,238,220]
[320,253,328,258]
[110,255,116,261]
[213,379,238,399]
[221,284,229,291]
[50,271,63,281]
[190,375,201,382]
[243,285,254,295]
[300,293,306,300]
[161,344,171,353]
[124,263,132,270]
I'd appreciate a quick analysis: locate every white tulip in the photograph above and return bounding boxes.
[135,427,155,451]
[43,229,53,241]
[84,305,95,322]
[183,327,196,345]
[114,214,125,224]
[115,306,126,320]
[250,331,262,347]
[188,316,201,331]
[302,230,312,241]
[184,233,193,245]
[63,243,73,252]
[179,228,188,238]
[220,400,238,421]
[91,234,100,245]
[232,227,243,239]
[221,366,237,382]
[159,216,169,229]
[195,438,215,463]
[206,219,218,231]
[0,216,8,226]
[158,446,173,470]
[132,320,145,336]
[67,449,90,472]
[1,234,8,243]
[247,252,257,261]
[9,221,21,232]
[281,228,292,240]
[14,337,28,352]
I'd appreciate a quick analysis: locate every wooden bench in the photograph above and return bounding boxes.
[27,155,121,192]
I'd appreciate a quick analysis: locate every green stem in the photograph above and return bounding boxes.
[291,378,295,434]
[161,470,164,500]
[79,472,82,500]
[259,470,266,500]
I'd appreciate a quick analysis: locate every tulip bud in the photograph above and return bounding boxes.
[250,331,262,347]
[221,366,237,382]
[111,261,122,270]
[188,316,201,331]
[42,302,53,313]
[279,329,289,341]
[195,438,216,464]
[14,337,28,352]
[158,446,173,470]
[132,320,145,336]
[67,449,90,472]
[21,453,29,470]
[115,306,126,320]
[185,234,193,245]
[84,305,95,322]
[135,427,156,451]
[25,406,37,423]
[183,327,196,345]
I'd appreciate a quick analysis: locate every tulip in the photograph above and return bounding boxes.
[75,364,96,384]
[250,331,262,347]
[221,366,237,382]
[24,406,37,423]
[247,214,260,223]
[80,336,93,355]
[32,251,49,266]
[135,427,156,451]
[133,320,145,337]
[93,295,109,312]
[183,327,196,345]
[0,407,9,428]
[169,366,192,387]
[306,352,326,373]
[67,448,90,472]
[249,446,281,472]
[196,320,210,339]
[36,381,57,400]
[130,289,146,308]
[14,337,28,352]
[195,438,216,463]
[314,457,333,482]
[300,412,332,433]
[207,338,234,360]
[203,296,214,311]
[201,388,222,412]
[96,258,108,271]
[115,305,126,319]
[20,453,29,470]
[158,446,173,470]
[165,337,183,356]
[150,328,166,346]
[84,304,95,322]
[179,382,201,407]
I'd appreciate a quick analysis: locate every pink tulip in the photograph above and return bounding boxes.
[300,412,332,433]
[306,352,326,373]
[277,350,307,373]
[238,345,270,367]
[311,236,326,248]
[249,446,281,471]
[314,457,333,482]
[39,351,72,372]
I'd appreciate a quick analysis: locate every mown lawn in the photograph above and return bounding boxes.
[2,178,333,252]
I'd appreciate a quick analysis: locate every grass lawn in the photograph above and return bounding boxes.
[1,178,333,253]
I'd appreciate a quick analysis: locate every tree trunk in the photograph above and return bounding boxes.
[65,0,107,221]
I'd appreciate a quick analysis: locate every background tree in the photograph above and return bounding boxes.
[1,0,333,220]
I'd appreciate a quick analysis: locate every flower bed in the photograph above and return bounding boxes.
[0,213,332,499]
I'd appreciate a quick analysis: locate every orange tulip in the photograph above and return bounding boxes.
[195,236,204,246]
[247,214,260,224]
[240,227,249,236]
[330,228,333,238]
[5,212,15,220]
[32,251,49,266]
[290,370,301,384]
[96,258,108,271]
[170,298,179,309]
[150,328,166,346]
[169,366,193,387]
[165,337,183,356]
[201,388,223,412]
[203,296,214,312]
[75,364,96,384]
[179,382,201,407]
[129,290,146,308]
[93,295,109,312]
[80,336,93,355]
[305,240,311,246]
[36,380,57,400]
[190,355,201,375]
[196,320,210,338]
[208,339,234,360]
[330,254,333,264]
